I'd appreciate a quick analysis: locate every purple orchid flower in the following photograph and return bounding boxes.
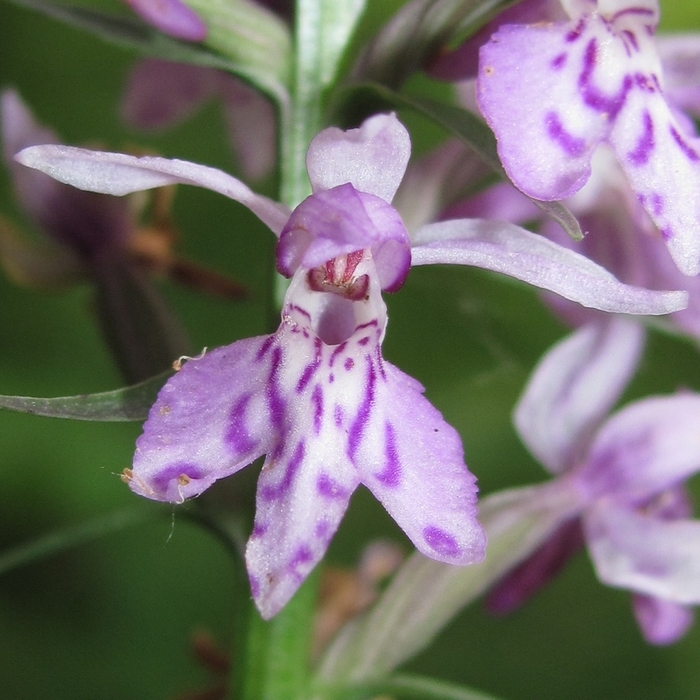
[496,316,700,644]
[476,0,700,277]
[14,113,689,617]
[125,0,207,41]
[122,59,276,182]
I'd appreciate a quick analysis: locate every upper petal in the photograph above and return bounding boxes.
[305,113,411,203]
[277,184,411,291]
[15,145,290,235]
[585,503,700,604]
[514,317,645,474]
[578,393,700,503]
[411,218,688,315]
[355,361,486,566]
[129,338,275,502]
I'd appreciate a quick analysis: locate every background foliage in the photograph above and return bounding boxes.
[0,1,699,698]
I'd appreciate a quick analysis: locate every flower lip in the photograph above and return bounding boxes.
[276,183,411,291]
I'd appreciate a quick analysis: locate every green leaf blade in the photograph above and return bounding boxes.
[0,370,170,421]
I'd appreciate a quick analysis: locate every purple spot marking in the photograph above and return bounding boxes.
[311,384,323,434]
[650,193,664,216]
[634,73,655,93]
[329,342,347,367]
[256,335,275,362]
[622,30,639,52]
[423,526,461,559]
[334,405,344,427]
[249,574,260,598]
[329,373,335,384]
[374,422,401,487]
[356,320,378,332]
[661,226,673,241]
[288,545,314,580]
[610,7,656,21]
[315,520,332,541]
[152,462,205,493]
[317,473,348,500]
[251,521,268,538]
[260,440,305,502]
[344,358,355,371]
[266,346,285,427]
[565,18,585,43]
[628,110,654,165]
[296,358,320,393]
[288,303,311,320]
[551,52,567,70]
[226,392,259,454]
[670,125,700,161]
[545,112,587,157]
[358,337,371,347]
[579,39,632,118]
[347,359,377,461]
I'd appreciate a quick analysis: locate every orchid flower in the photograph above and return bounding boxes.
[498,316,700,644]
[15,113,689,617]
[477,0,700,276]
[124,0,207,41]
[122,59,276,182]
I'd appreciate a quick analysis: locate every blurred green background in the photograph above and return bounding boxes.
[1,1,700,698]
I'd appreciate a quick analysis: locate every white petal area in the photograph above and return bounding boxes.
[246,431,360,619]
[612,88,700,276]
[356,362,486,566]
[585,503,700,604]
[411,218,688,314]
[15,145,290,235]
[515,317,645,474]
[306,113,411,203]
[131,337,275,503]
[579,393,700,502]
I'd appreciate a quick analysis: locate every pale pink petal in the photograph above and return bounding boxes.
[477,18,612,200]
[411,218,688,315]
[585,503,700,604]
[130,338,275,502]
[612,88,700,275]
[306,113,411,203]
[633,594,694,645]
[579,393,700,502]
[355,362,486,566]
[514,317,645,474]
[15,145,290,234]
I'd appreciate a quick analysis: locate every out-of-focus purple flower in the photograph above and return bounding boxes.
[476,0,700,276]
[15,113,689,617]
[125,0,207,41]
[498,317,700,644]
[122,59,276,182]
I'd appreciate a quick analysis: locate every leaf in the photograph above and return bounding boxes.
[334,673,506,700]
[348,83,584,242]
[0,506,153,576]
[4,0,289,102]
[0,369,171,421]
